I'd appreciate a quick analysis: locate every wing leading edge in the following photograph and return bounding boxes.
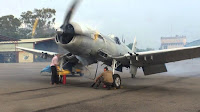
[16,47,78,63]
[16,46,57,58]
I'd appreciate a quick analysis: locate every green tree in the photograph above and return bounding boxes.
[17,28,32,39]
[0,15,21,38]
[20,8,56,38]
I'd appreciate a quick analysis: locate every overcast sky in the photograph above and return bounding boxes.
[0,0,200,49]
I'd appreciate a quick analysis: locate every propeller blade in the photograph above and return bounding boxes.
[60,58,64,71]
[62,0,80,28]
[56,0,91,44]
[32,18,39,38]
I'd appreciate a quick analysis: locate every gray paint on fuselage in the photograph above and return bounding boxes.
[56,23,132,66]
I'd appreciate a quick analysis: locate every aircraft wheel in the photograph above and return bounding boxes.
[113,74,121,89]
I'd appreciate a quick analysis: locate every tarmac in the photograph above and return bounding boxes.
[0,60,200,112]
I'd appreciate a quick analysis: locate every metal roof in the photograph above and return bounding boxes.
[0,37,55,44]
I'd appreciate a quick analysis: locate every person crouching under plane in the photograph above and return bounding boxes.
[93,67,113,89]
[50,54,60,85]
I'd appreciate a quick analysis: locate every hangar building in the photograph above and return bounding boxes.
[160,35,187,49]
[0,37,64,63]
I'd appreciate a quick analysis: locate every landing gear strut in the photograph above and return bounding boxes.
[131,74,136,78]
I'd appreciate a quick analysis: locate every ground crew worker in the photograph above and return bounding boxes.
[94,67,113,89]
[50,54,60,85]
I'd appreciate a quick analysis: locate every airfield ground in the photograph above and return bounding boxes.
[0,60,200,112]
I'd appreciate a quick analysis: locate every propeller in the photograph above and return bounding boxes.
[59,0,81,36]
[62,0,80,28]
[56,0,89,44]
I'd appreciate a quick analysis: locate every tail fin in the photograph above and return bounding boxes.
[130,36,138,78]
[132,36,137,53]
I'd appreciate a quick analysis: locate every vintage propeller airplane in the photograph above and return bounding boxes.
[17,0,200,88]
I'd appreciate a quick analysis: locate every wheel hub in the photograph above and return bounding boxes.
[115,77,121,87]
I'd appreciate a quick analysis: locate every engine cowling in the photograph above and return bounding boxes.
[55,22,83,45]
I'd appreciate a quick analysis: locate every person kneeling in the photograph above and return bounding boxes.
[94,67,113,89]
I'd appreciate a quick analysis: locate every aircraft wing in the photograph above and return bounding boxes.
[115,46,200,66]
[17,46,57,58]
[16,47,79,63]
[114,46,200,75]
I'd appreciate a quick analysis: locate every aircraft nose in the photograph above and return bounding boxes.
[56,24,75,44]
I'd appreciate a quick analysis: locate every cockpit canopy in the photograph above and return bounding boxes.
[114,37,121,45]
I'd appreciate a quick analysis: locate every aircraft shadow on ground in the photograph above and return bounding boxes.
[62,76,196,95]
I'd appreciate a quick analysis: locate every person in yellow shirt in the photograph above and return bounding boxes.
[94,67,113,89]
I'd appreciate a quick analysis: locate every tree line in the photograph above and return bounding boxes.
[127,43,154,52]
[0,8,56,39]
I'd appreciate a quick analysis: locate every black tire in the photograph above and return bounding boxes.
[113,74,121,89]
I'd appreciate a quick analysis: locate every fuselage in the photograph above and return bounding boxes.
[56,22,131,66]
